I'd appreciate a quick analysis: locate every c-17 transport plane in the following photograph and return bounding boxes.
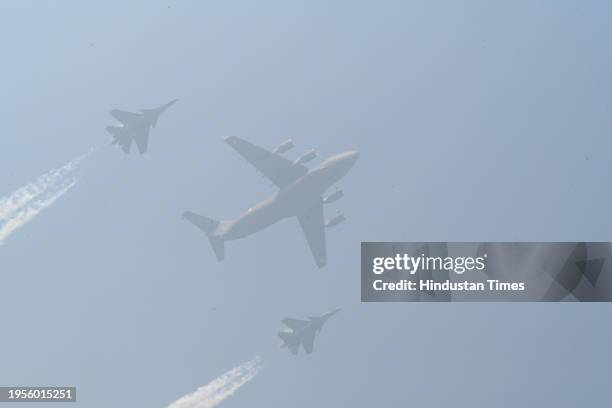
[106,99,177,154]
[278,309,341,355]
[182,136,359,268]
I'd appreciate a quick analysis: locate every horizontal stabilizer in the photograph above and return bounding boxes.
[278,331,299,355]
[183,211,226,262]
[106,126,131,154]
[182,211,219,234]
[105,125,122,137]
[278,331,292,342]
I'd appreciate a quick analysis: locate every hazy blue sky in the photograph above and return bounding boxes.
[1,1,611,407]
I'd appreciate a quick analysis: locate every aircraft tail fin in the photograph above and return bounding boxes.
[208,236,225,261]
[183,211,225,261]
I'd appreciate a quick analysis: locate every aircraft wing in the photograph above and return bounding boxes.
[302,329,316,354]
[297,201,327,268]
[133,127,150,154]
[110,109,142,126]
[225,136,308,188]
[281,318,309,331]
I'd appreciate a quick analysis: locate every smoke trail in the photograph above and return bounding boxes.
[168,357,262,408]
[0,151,89,243]
[0,179,78,243]
[0,153,88,221]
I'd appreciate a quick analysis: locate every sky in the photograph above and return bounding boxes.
[1,1,611,407]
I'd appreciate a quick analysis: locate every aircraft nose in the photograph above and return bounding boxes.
[322,308,341,321]
[345,150,360,166]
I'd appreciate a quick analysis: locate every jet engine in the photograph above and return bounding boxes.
[323,189,344,204]
[294,149,317,165]
[325,213,346,228]
[272,139,294,154]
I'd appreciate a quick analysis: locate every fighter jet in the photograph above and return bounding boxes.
[183,136,359,268]
[106,99,177,154]
[278,308,341,355]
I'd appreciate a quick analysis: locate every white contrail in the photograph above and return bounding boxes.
[0,179,78,243]
[0,152,88,221]
[0,151,89,243]
[168,357,262,408]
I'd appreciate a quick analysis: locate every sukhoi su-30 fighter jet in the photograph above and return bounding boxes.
[182,136,359,268]
[106,99,177,154]
[278,309,341,355]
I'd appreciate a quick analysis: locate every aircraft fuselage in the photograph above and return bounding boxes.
[119,118,150,135]
[216,151,359,241]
